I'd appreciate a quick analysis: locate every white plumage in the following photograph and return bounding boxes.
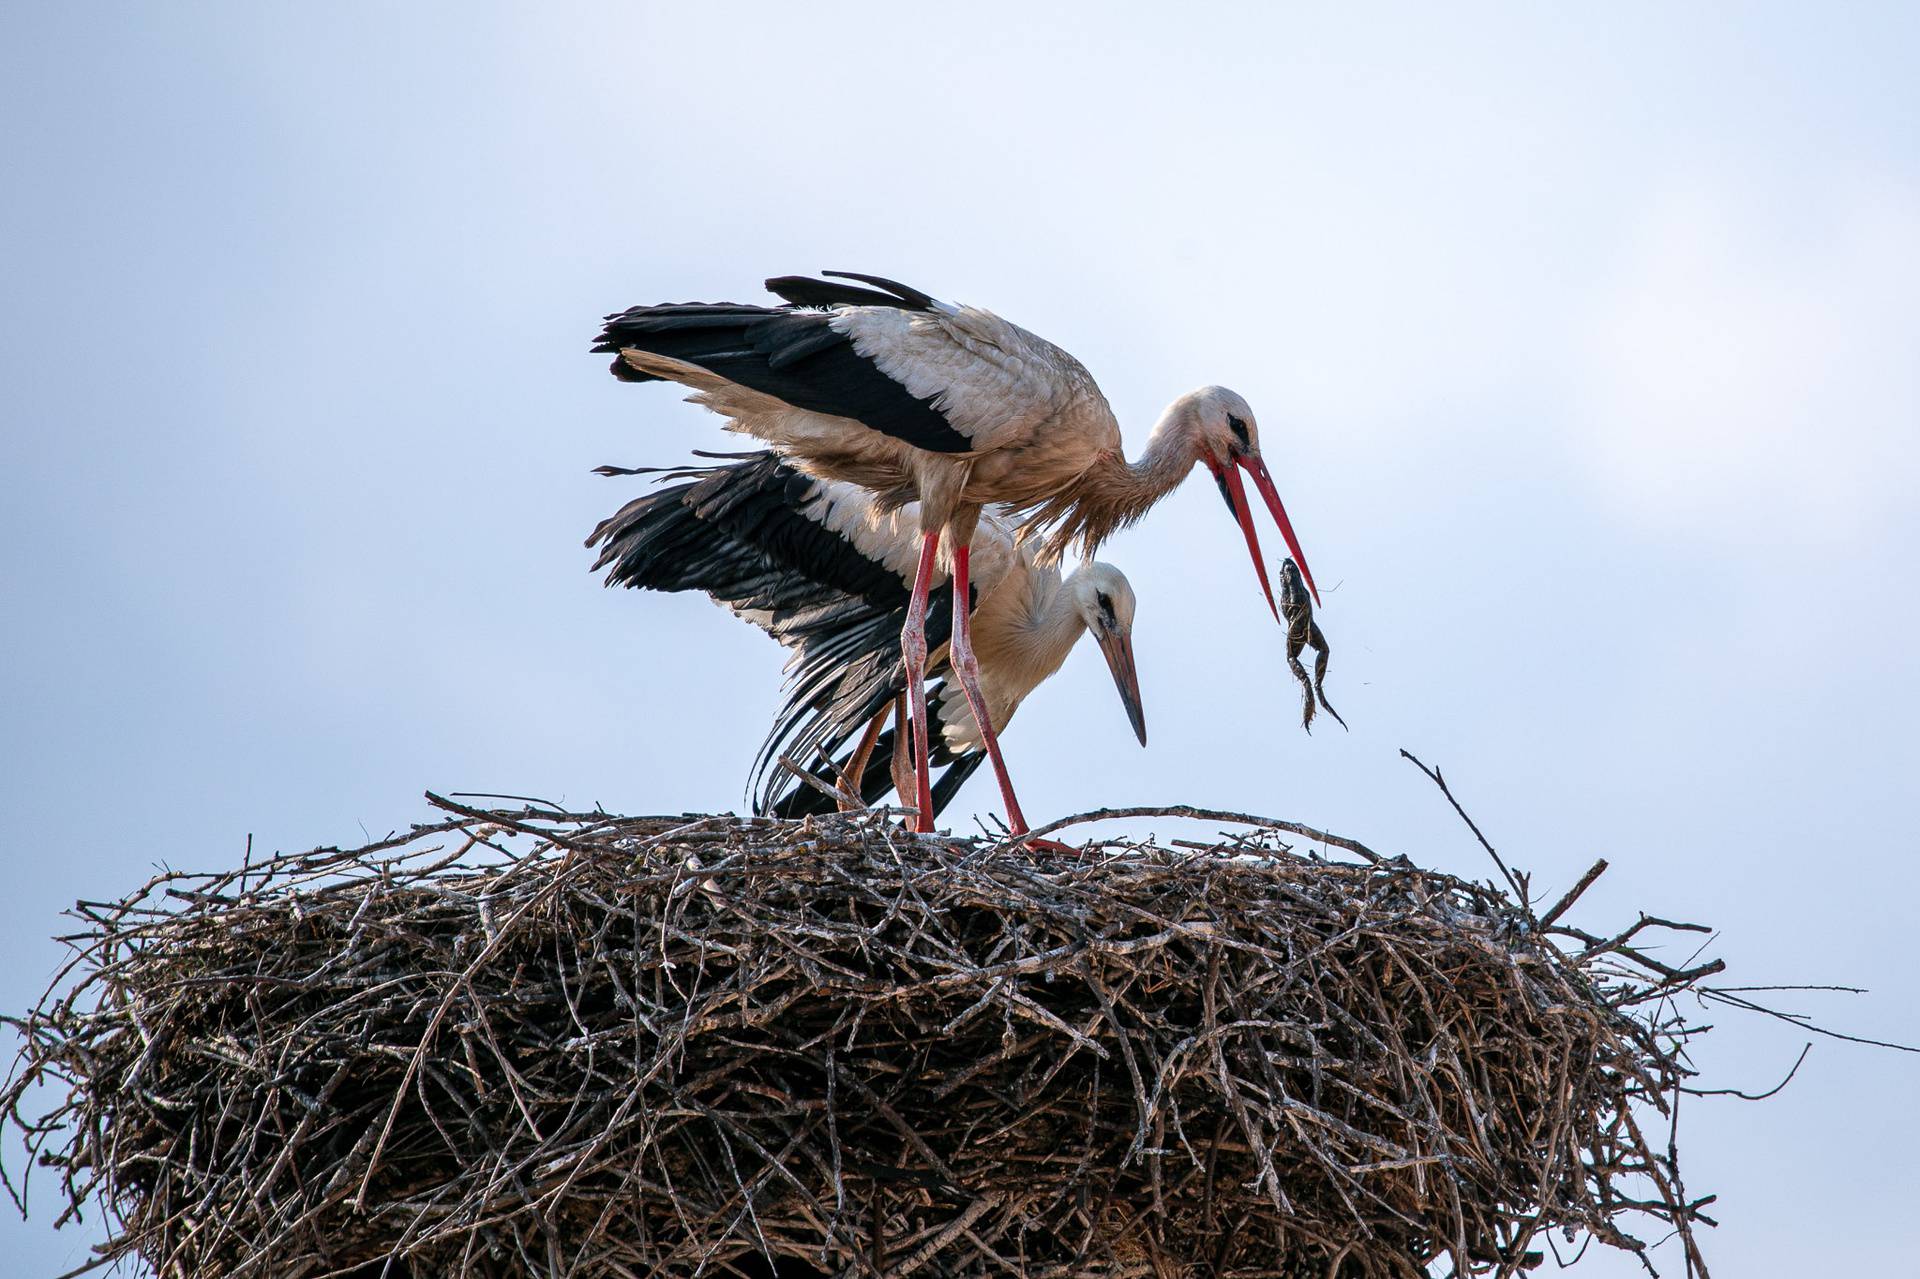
[586,453,1145,826]
[595,271,1315,839]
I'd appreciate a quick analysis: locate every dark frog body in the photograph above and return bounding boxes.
[1280,559,1346,733]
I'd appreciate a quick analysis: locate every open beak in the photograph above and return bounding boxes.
[1094,627,1148,746]
[1212,454,1320,613]
[1243,453,1319,606]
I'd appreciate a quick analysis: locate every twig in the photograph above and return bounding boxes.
[1682,1044,1812,1101]
[1537,859,1609,930]
[776,755,864,812]
[446,790,570,812]
[1399,749,1530,909]
[1014,804,1385,864]
[1700,990,1920,1054]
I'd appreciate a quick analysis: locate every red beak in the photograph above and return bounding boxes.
[1242,453,1319,607]
[1217,462,1280,621]
[1211,454,1320,616]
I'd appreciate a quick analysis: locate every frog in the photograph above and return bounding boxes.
[1280,558,1346,733]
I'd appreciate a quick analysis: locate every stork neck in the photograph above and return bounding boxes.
[1004,574,1090,684]
[1032,398,1206,563]
[1108,404,1204,518]
[1034,579,1091,656]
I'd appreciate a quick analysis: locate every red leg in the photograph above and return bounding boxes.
[947,542,1034,837]
[888,694,914,820]
[838,705,890,812]
[900,532,940,833]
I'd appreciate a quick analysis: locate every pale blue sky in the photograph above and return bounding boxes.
[4,5,1917,1274]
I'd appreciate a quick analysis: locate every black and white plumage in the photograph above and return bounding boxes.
[601,295,972,456]
[586,452,1147,824]
[593,270,1313,838]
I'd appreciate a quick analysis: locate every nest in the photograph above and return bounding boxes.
[4,798,1721,1278]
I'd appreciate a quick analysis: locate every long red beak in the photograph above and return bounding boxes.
[1242,453,1320,607]
[1218,463,1281,621]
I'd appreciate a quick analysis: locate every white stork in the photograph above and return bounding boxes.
[586,452,1147,832]
[593,271,1316,837]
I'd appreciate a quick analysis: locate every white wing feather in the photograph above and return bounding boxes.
[836,307,1102,453]
[796,477,1025,592]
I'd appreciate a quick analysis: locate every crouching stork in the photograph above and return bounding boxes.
[586,452,1148,836]
[593,271,1318,833]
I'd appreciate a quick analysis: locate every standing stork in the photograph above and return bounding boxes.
[586,452,1147,830]
[594,271,1317,835]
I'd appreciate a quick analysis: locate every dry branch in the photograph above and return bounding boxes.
[4,803,1721,1278]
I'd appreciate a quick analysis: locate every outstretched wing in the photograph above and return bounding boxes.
[586,451,973,813]
[593,272,1112,459]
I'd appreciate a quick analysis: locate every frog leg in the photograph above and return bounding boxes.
[1308,621,1348,730]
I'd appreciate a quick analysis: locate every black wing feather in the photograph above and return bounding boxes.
[765,276,914,311]
[587,453,977,816]
[771,685,985,821]
[764,272,939,312]
[819,271,939,311]
[594,276,970,453]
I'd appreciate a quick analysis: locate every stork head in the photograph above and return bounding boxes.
[1066,562,1147,747]
[1179,385,1320,618]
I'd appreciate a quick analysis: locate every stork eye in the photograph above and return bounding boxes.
[1226,414,1250,449]
[1095,591,1115,618]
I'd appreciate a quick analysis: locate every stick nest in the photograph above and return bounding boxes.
[5,802,1718,1278]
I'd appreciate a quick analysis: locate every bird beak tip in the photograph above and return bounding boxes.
[1096,630,1148,750]
[1219,464,1282,622]
[1239,453,1320,611]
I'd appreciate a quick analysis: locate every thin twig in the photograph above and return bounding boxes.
[776,755,864,811]
[1681,1044,1812,1101]
[1538,858,1609,930]
[1399,749,1529,909]
[1014,804,1386,863]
